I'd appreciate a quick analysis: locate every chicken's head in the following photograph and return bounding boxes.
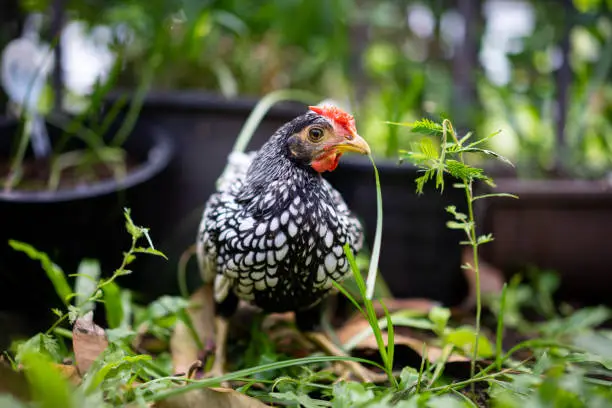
[285,105,370,173]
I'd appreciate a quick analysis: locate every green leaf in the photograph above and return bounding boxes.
[85,354,152,394]
[123,208,143,239]
[67,306,79,324]
[270,391,330,408]
[332,382,375,407]
[20,349,75,408]
[124,253,136,265]
[144,296,190,321]
[427,394,471,408]
[408,118,444,136]
[105,327,137,343]
[446,221,468,230]
[15,334,61,363]
[429,307,451,336]
[477,234,495,245]
[113,268,132,276]
[133,247,168,259]
[445,160,487,181]
[573,332,612,361]
[540,306,611,336]
[8,240,72,306]
[73,259,101,313]
[445,327,494,358]
[414,169,436,194]
[102,281,124,329]
[460,147,514,166]
[472,193,519,201]
[446,205,468,221]
[419,138,439,160]
[399,366,420,391]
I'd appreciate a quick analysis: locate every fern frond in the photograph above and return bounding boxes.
[419,137,439,160]
[445,160,487,181]
[408,118,444,136]
[415,168,436,194]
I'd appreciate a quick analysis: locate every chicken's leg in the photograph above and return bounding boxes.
[207,316,229,378]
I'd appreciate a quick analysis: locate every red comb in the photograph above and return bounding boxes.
[309,105,357,136]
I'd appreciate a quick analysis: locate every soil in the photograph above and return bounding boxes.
[0,154,141,192]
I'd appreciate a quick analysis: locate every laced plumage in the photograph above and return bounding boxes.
[197,112,363,313]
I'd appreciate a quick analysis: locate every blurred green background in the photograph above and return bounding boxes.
[2,0,612,180]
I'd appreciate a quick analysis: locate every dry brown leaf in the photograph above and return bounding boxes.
[72,311,109,375]
[336,314,469,364]
[155,387,270,408]
[372,298,438,318]
[53,363,82,386]
[170,285,216,375]
[0,362,30,402]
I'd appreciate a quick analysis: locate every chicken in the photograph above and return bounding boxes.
[196,105,372,381]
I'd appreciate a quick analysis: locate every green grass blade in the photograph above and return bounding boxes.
[381,300,395,380]
[73,259,101,314]
[365,155,383,300]
[8,240,72,306]
[496,283,508,371]
[331,280,364,315]
[343,243,367,297]
[102,281,123,329]
[145,355,382,402]
[416,343,427,393]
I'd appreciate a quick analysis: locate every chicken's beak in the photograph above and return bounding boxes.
[334,133,371,155]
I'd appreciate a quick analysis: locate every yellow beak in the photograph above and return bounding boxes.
[334,133,371,155]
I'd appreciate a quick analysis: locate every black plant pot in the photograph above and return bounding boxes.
[0,115,174,328]
[479,177,612,306]
[324,155,469,306]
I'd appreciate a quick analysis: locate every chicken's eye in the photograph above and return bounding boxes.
[308,127,324,142]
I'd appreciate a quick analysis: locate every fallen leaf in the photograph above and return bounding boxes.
[53,364,81,386]
[170,285,215,376]
[155,387,270,408]
[336,314,469,365]
[72,311,108,375]
[0,362,30,402]
[371,298,438,318]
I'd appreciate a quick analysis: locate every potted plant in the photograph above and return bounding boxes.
[322,26,471,306]
[472,0,612,305]
[0,11,174,325]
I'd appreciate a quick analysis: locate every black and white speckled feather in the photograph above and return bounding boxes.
[197,113,364,313]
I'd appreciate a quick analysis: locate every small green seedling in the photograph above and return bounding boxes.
[391,117,517,383]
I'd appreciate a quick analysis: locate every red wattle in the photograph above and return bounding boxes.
[311,153,342,173]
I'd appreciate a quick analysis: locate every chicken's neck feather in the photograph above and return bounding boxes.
[241,133,321,199]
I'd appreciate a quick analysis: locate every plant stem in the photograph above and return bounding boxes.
[464,179,481,391]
